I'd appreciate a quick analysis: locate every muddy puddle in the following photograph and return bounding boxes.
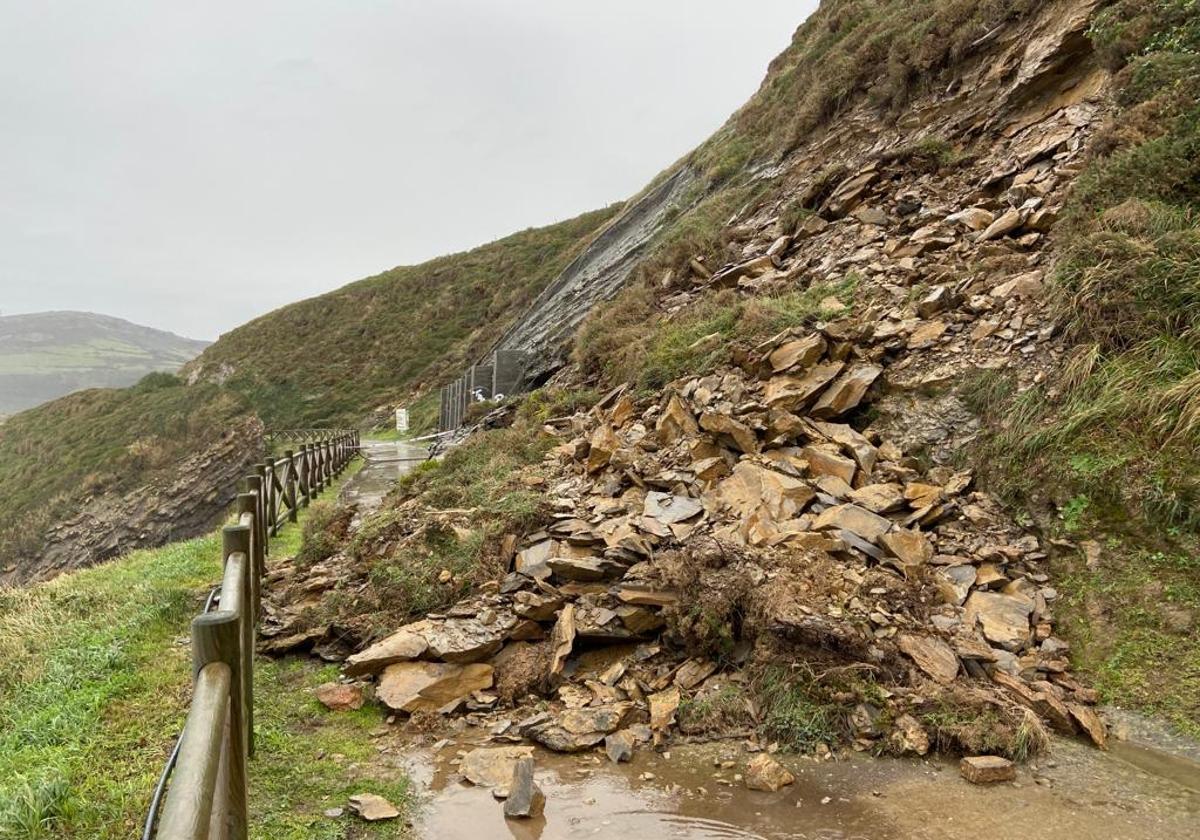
[379,732,1200,840]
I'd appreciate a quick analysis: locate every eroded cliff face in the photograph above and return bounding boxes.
[468,0,1107,389]
[489,167,700,383]
[2,416,264,585]
[251,0,1144,764]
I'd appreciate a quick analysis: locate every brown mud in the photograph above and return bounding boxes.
[381,733,1198,840]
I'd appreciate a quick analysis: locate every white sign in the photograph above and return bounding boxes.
[395,408,409,432]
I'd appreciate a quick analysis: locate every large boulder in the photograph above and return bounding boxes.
[342,622,430,676]
[461,746,535,796]
[964,591,1033,651]
[523,704,633,752]
[376,661,493,714]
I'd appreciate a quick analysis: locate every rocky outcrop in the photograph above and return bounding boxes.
[4,415,263,585]
[487,166,699,382]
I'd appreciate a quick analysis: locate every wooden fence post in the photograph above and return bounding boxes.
[283,450,298,522]
[297,444,310,506]
[315,441,323,489]
[244,475,266,563]
[254,465,270,555]
[235,494,263,618]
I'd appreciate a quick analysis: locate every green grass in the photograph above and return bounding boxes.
[678,682,751,736]
[188,205,621,430]
[0,461,372,839]
[962,2,1200,735]
[392,425,551,522]
[756,666,843,753]
[1054,542,1200,739]
[0,534,221,839]
[250,659,411,840]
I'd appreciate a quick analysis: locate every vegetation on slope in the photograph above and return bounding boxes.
[293,411,556,641]
[968,0,1200,735]
[709,0,1043,162]
[0,206,618,570]
[573,0,1032,381]
[0,373,251,564]
[574,276,860,392]
[190,205,620,430]
[0,468,401,840]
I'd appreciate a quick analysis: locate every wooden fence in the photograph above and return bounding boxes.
[144,429,358,840]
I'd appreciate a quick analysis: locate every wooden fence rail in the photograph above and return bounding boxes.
[145,429,358,840]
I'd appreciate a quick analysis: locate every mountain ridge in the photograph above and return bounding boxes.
[0,310,209,415]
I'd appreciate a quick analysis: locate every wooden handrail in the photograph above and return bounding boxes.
[156,661,231,840]
[147,429,358,840]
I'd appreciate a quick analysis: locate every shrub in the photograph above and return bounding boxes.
[295,501,353,568]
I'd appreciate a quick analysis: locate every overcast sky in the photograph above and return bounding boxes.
[0,1,815,340]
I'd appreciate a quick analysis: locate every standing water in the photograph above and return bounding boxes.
[339,438,430,517]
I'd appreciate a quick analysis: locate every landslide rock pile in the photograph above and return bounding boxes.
[260,0,1117,767]
[266,331,1105,760]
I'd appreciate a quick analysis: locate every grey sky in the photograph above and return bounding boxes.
[1,1,815,340]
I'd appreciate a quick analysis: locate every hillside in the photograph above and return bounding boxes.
[2,0,1195,728]
[184,205,621,431]
[7,1,1200,836]
[0,311,209,416]
[0,207,619,578]
[0,374,258,583]
[265,0,1200,765]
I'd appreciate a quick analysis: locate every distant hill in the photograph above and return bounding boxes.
[0,311,209,415]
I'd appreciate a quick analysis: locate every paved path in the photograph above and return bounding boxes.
[338,439,428,517]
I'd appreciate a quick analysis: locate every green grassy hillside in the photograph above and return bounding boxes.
[187,205,621,429]
[0,374,252,565]
[0,206,618,570]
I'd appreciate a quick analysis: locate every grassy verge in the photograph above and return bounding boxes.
[250,659,411,840]
[1054,540,1200,739]
[0,459,374,838]
[0,535,220,838]
[964,1,1200,735]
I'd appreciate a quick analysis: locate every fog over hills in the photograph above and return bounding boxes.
[0,311,209,415]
